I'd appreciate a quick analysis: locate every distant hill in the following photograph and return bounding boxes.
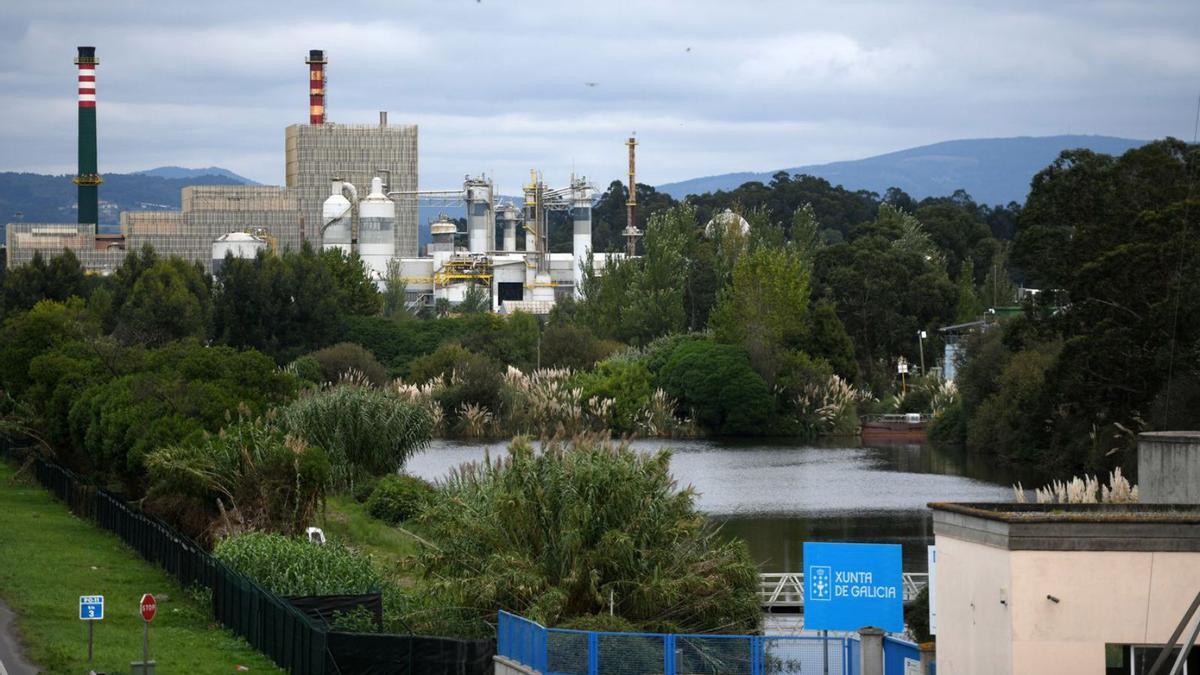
[134,166,257,184]
[656,135,1148,205]
[0,171,248,238]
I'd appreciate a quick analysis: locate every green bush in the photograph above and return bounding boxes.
[288,355,323,385]
[145,419,329,542]
[279,383,433,491]
[214,532,379,596]
[409,344,504,422]
[306,342,389,386]
[413,437,761,635]
[574,360,654,433]
[657,339,773,435]
[365,474,436,524]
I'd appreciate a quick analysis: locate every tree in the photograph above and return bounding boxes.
[954,260,984,322]
[414,437,760,635]
[657,339,773,435]
[1,250,88,317]
[709,246,810,384]
[115,257,211,346]
[381,259,410,320]
[212,244,344,362]
[319,249,382,316]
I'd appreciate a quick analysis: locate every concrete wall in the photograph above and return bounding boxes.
[933,535,1013,674]
[1139,431,1200,503]
[935,543,1200,674]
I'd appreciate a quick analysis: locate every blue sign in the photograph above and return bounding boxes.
[803,542,903,632]
[79,595,104,621]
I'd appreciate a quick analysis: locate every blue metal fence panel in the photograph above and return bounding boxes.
[498,612,869,675]
[883,636,920,675]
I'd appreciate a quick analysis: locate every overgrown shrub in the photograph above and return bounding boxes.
[214,532,379,596]
[366,474,436,523]
[287,356,323,385]
[145,418,329,542]
[306,342,388,387]
[412,437,760,635]
[657,339,773,435]
[574,360,654,433]
[279,383,433,491]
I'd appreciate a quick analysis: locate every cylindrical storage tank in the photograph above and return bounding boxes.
[465,182,490,254]
[571,181,593,297]
[358,177,395,284]
[322,180,352,254]
[500,205,518,252]
[211,232,268,276]
[429,216,457,271]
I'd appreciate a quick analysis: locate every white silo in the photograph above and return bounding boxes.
[465,178,491,254]
[499,204,518,252]
[359,177,395,282]
[211,232,268,275]
[322,179,352,254]
[571,178,593,297]
[428,215,458,272]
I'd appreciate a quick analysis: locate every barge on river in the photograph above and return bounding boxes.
[860,412,929,440]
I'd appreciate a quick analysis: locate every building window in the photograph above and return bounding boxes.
[1107,644,1200,674]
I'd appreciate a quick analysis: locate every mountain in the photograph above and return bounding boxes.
[656,135,1148,205]
[134,166,257,184]
[0,171,249,236]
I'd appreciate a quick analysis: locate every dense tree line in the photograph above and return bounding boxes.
[935,139,1200,473]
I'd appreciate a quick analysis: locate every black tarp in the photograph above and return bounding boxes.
[326,631,495,675]
[287,594,385,630]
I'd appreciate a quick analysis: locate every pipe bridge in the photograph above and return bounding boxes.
[759,572,928,612]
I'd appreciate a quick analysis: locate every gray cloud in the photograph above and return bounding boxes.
[0,0,1196,192]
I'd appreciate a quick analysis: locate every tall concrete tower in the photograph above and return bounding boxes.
[74,46,101,225]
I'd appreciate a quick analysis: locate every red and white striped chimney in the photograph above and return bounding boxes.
[76,47,96,108]
[305,49,327,125]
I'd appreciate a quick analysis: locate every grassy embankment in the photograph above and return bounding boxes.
[0,460,282,674]
[317,495,426,586]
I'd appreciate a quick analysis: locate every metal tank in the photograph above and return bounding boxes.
[429,214,457,271]
[571,178,593,297]
[464,178,491,254]
[499,204,519,252]
[211,232,268,276]
[358,176,395,283]
[321,179,352,253]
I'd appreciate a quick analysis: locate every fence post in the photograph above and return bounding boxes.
[664,634,676,675]
[587,632,599,675]
[750,635,762,675]
[858,627,884,675]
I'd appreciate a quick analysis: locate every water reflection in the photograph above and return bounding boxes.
[407,437,1046,574]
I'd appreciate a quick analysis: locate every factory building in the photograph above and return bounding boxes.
[4,47,619,313]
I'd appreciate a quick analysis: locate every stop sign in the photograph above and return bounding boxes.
[140,593,156,622]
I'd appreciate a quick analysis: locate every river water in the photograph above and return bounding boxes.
[406,438,1044,574]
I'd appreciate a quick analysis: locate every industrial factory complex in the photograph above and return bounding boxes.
[4,47,641,313]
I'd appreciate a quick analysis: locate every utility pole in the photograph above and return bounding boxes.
[918,330,927,377]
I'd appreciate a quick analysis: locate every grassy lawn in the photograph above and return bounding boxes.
[0,461,282,674]
[317,495,427,586]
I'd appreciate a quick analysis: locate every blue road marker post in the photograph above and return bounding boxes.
[802,542,904,633]
[79,595,104,662]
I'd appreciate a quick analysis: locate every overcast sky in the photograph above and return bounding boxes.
[1,1,1197,191]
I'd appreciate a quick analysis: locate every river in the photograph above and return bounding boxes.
[405,438,1045,573]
